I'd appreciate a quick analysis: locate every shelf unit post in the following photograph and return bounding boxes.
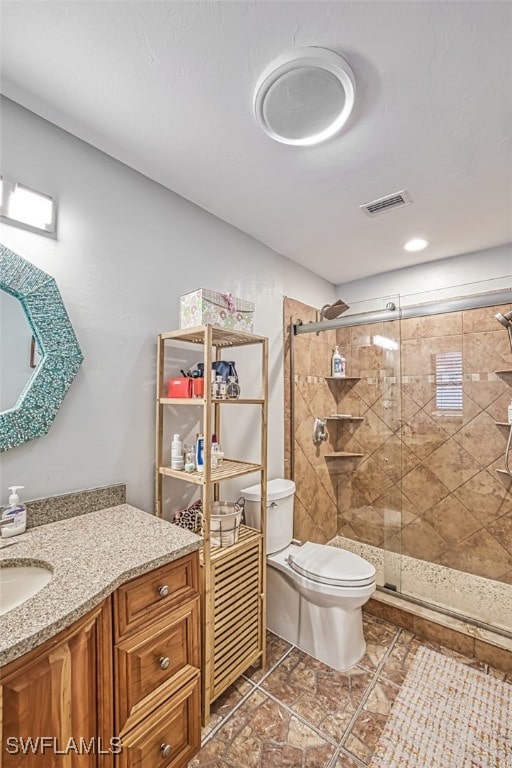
[260,336,268,669]
[155,334,165,518]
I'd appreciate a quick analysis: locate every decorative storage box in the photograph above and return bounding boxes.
[180,288,254,333]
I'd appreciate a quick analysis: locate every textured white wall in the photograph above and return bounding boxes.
[0,97,336,511]
[336,244,512,313]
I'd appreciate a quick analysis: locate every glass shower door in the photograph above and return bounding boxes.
[334,295,402,593]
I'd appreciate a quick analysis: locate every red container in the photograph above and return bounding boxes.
[192,378,204,398]
[167,377,192,398]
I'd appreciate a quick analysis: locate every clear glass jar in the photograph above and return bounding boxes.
[226,375,240,399]
[184,445,195,472]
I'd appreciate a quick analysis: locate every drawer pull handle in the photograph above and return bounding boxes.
[161,743,172,759]
[159,656,171,670]
[158,584,170,598]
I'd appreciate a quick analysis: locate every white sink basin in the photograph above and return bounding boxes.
[0,563,53,615]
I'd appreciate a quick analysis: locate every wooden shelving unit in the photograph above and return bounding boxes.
[159,458,262,484]
[325,376,361,382]
[155,324,268,725]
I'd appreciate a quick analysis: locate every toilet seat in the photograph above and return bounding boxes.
[287,542,376,588]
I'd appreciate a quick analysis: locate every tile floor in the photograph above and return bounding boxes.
[189,613,511,768]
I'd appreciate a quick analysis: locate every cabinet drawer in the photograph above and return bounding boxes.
[117,673,200,768]
[115,552,198,640]
[116,597,200,734]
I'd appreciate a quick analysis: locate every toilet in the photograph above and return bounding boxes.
[241,478,376,671]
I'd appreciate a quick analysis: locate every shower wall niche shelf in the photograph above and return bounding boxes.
[155,325,268,726]
[324,375,364,465]
[495,368,511,478]
[325,415,364,422]
[325,451,364,458]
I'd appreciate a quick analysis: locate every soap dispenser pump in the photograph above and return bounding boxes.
[331,346,346,378]
[1,485,27,538]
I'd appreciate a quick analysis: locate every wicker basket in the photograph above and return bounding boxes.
[210,500,243,547]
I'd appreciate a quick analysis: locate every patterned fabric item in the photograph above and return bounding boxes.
[172,499,203,533]
[369,646,512,768]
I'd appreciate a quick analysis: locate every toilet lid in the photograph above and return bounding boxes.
[288,543,376,587]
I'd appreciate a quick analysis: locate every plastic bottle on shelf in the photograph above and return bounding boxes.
[331,346,346,378]
[211,434,221,469]
[171,434,184,470]
[195,433,205,473]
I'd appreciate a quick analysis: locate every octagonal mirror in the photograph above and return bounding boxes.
[0,244,84,451]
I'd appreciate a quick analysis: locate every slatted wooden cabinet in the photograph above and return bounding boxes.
[155,325,268,723]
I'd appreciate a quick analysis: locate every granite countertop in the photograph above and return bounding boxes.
[0,504,201,666]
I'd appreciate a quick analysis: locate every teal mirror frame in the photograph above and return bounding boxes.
[0,244,84,451]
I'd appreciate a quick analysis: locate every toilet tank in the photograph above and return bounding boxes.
[240,478,296,554]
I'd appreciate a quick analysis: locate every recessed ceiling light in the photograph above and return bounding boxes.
[253,47,356,146]
[403,238,429,252]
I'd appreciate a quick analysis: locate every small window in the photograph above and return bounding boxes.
[434,351,463,414]
[0,176,56,236]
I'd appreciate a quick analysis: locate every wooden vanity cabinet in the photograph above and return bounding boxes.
[1,551,201,768]
[1,600,112,767]
[113,553,201,768]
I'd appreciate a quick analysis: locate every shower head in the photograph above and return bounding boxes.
[496,310,512,328]
[319,299,350,321]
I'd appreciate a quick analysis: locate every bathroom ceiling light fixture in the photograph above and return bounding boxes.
[253,47,356,146]
[403,238,429,252]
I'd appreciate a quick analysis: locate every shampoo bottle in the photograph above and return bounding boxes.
[1,485,27,538]
[331,346,346,378]
[171,434,184,470]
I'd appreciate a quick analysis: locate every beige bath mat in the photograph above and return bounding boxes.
[369,646,512,768]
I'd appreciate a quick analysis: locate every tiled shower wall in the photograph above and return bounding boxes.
[284,297,512,585]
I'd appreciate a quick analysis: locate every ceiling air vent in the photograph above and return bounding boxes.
[360,189,412,216]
